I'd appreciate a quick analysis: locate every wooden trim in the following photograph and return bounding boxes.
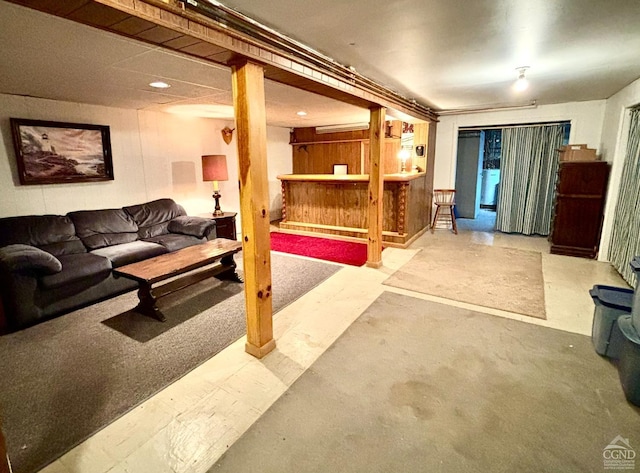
[397,182,409,234]
[279,220,406,237]
[277,172,425,182]
[292,139,370,145]
[232,59,275,359]
[403,226,429,247]
[281,179,287,222]
[277,222,415,248]
[425,121,437,224]
[366,106,385,267]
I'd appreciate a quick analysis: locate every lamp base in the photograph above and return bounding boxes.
[212,191,223,216]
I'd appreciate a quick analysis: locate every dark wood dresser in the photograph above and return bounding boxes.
[550,161,610,259]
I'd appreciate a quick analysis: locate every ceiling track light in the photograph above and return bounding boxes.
[514,66,530,92]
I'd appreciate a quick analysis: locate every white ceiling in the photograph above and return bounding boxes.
[0,2,371,128]
[1,0,640,127]
[223,0,640,110]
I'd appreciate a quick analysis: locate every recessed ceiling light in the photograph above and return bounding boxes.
[297,111,308,116]
[149,81,171,89]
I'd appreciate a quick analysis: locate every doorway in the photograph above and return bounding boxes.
[455,122,571,235]
[455,129,501,228]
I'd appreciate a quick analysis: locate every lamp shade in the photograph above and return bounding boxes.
[202,155,228,182]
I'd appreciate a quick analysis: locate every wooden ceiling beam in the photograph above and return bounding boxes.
[5,0,438,122]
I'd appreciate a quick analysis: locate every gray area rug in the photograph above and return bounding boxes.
[212,292,639,473]
[0,253,340,473]
[383,241,547,318]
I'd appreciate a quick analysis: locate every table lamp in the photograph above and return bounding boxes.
[202,154,229,216]
[398,148,411,173]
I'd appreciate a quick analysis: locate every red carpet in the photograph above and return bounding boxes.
[270,232,376,266]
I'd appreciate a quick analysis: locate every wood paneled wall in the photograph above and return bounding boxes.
[362,140,402,174]
[425,121,437,223]
[279,173,430,246]
[290,128,369,143]
[413,122,428,172]
[290,122,404,175]
[283,181,399,231]
[292,142,362,174]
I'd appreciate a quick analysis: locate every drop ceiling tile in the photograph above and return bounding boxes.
[136,26,184,44]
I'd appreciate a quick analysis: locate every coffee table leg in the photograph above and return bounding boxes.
[217,254,243,283]
[135,282,166,322]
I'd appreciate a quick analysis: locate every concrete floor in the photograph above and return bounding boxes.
[39,217,629,473]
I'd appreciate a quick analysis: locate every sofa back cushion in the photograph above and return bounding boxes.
[124,198,186,239]
[68,209,139,250]
[0,215,86,256]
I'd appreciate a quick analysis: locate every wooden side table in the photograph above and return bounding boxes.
[200,212,237,240]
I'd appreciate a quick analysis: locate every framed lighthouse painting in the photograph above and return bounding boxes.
[10,118,114,185]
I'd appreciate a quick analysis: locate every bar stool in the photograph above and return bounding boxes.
[431,189,458,234]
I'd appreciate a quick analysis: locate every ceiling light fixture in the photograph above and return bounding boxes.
[149,81,171,89]
[296,111,307,116]
[514,67,530,92]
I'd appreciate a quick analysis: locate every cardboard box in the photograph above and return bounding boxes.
[558,144,598,162]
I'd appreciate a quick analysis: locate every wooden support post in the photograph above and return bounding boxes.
[366,106,385,268]
[426,121,438,224]
[231,60,275,359]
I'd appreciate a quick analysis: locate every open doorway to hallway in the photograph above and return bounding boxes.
[454,129,501,230]
[454,122,571,235]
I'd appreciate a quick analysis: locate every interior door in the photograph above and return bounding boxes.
[455,131,484,218]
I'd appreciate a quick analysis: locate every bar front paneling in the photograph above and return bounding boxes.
[278,172,429,247]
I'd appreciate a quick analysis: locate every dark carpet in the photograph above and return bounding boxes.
[0,253,340,473]
[270,232,372,266]
[212,292,640,473]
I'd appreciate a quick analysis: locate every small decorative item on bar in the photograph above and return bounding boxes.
[202,154,228,216]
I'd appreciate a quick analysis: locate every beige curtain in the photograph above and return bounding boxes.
[496,124,565,235]
[608,106,640,285]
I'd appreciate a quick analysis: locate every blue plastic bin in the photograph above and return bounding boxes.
[589,285,634,359]
[617,315,640,406]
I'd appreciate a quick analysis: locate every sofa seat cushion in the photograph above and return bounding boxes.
[91,241,168,268]
[0,244,62,275]
[68,209,139,250]
[143,234,206,253]
[124,199,186,239]
[40,253,112,290]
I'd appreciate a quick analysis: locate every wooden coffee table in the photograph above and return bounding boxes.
[114,239,243,322]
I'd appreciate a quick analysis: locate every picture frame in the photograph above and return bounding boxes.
[10,118,114,185]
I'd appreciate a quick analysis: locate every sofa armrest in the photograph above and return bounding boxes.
[167,216,217,240]
[0,244,62,275]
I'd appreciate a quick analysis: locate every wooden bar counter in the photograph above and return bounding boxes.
[278,172,431,247]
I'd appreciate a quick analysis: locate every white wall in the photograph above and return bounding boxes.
[598,77,640,261]
[433,100,606,189]
[266,127,293,221]
[0,94,292,234]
